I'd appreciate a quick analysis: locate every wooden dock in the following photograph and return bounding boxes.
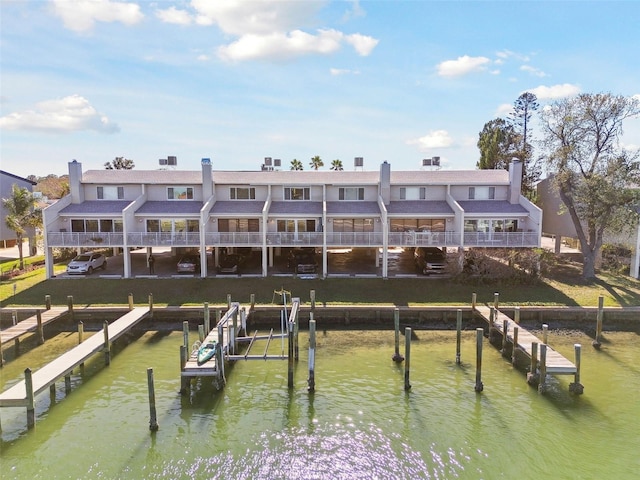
[0,307,150,408]
[1,307,68,345]
[475,305,577,374]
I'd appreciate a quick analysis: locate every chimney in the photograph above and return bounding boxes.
[508,158,523,204]
[379,161,391,205]
[201,158,213,198]
[68,159,84,203]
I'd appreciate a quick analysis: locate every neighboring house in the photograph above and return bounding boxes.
[42,159,542,278]
[0,170,38,250]
[537,176,640,279]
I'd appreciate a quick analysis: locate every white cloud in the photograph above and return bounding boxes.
[520,65,547,77]
[0,95,119,134]
[527,83,581,100]
[218,29,375,62]
[436,55,491,77]
[50,0,143,33]
[495,103,513,117]
[330,68,360,76]
[407,130,454,150]
[191,0,321,36]
[156,6,193,26]
[344,33,378,56]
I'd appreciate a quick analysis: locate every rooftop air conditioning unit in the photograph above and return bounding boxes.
[273,158,281,167]
[432,156,440,166]
[264,157,272,166]
[167,156,177,166]
[422,158,432,166]
[354,157,364,167]
[159,158,168,166]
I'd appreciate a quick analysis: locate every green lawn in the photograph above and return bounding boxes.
[2,262,639,308]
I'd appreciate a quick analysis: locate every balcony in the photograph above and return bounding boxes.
[388,231,458,247]
[126,232,201,247]
[325,232,384,247]
[266,232,324,246]
[463,231,539,248]
[205,232,263,246]
[47,232,125,247]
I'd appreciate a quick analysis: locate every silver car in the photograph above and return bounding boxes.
[66,252,107,275]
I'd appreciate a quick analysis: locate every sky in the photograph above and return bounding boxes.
[1,0,639,179]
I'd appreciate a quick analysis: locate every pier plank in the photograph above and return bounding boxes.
[0,307,149,407]
[476,305,576,374]
[0,307,68,345]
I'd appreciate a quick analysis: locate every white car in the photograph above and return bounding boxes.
[66,252,107,275]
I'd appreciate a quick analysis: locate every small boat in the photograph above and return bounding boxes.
[197,341,217,365]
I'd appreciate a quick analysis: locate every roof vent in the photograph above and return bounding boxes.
[354,157,364,170]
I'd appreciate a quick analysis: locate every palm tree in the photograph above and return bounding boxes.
[330,159,344,171]
[309,155,324,170]
[2,184,42,269]
[290,159,304,171]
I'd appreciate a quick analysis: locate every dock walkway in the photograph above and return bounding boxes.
[1,307,68,345]
[475,305,576,374]
[0,307,150,407]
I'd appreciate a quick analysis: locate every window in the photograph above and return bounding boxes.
[218,218,260,232]
[469,186,495,200]
[276,219,316,232]
[399,187,426,200]
[284,187,310,200]
[338,187,365,200]
[97,186,124,200]
[230,187,256,200]
[145,219,199,233]
[333,218,374,232]
[390,218,445,232]
[70,219,122,232]
[167,187,194,200]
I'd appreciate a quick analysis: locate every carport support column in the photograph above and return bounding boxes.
[123,247,132,278]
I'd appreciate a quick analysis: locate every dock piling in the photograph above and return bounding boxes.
[67,296,74,322]
[103,321,111,366]
[474,328,484,392]
[404,327,412,391]
[250,294,255,311]
[78,321,84,344]
[128,293,134,310]
[392,308,404,362]
[538,344,548,394]
[308,319,316,392]
[593,295,604,348]
[45,294,51,310]
[569,344,584,394]
[542,324,548,345]
[148,293,154,320]
[198,325,204,343]
[204,302,210,334]
[36,310,44,345]
[25,368,35,429]
[493,292,499,310]
[514,306,520,324]
[527,342,539,386]
[64,374,71,394]
[501,319,509,356]
[472,292,477,311]
[287,318,294,389]
[455,309,462,365]
[512,326,519,366]
[310,290,316,314]
[147,368,159,431]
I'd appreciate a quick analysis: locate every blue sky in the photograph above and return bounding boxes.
[1,0,639,178]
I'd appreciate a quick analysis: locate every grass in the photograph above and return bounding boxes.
[2,260,640,309]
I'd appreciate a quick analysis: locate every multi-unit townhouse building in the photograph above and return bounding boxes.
[42,158,542,278]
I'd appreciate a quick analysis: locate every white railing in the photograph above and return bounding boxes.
[266,232,325,246]
[463,231,539,247]
[205,232,263,246]
[127,232,201,247]
[325,232,385,246]
[47,232,125,247]
[388,231,459,247]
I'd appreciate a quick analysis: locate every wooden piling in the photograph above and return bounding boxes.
[0,337,4,367]
[198,324,204,343]
[294,308,299,361]
[287,319,294,389]
[179,345,189,395]
[542,324,548,345]
[49,384,56,404]
[250,294,255,311]
[128,293,134,310]
[493,292,499,310]
[232,308,238,355]
[392,308,404,362]
[308,319,316,392]
[182,321,189,350]
[148,293,154,319]
[593,295,604,348]
[455,309,462,365]
[538,344,548,394]
[474,328,484,392]
[489,306,495,326]
[569,344,584,394]
[25,368,35,429]
[404,327,412,391]
[310,290,316,314]
[103,321,111,366]
[472,292,477,311]
[514,306,520,324]
[512,326,519,366]
[78,321,84,344]
[36,309,44,345]
[45,294,51,310]
[204,302,210,334]
[227,294,232,311]
[501,319,509,355]
[527,341,539,385]
[147,368,159,431]
[64,374,71,394]
[67,295,74,322]
[216,308,221,325]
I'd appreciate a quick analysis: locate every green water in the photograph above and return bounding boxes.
[1,329,638,479]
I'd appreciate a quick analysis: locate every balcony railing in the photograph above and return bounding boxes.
[388,231,459,247]
[126,232,202,246]
[463,231,539,247]
[266,232,324,246]
[47,232,124,247]
[204,232,263,246]
[325,232,384,246]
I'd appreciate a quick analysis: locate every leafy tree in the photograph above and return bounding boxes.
[509,92,541,196]
[36,174,69,199]
[309,155,324,170]
[290,159,304,171]
[540,92,640,278]
[104,157,135,170]
[2,184,42,269]
[330,159,344,171]
[476,118,519,170]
